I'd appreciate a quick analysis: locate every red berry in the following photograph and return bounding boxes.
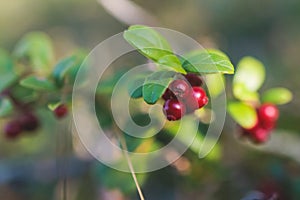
[163,99,186,121]
[54,104,68,118]
[19,113,39,131]
[162,88,175,100]
[185,87,209,112]
[258,104,279,123]
[4,120,22,139]
[250,127,270,144]
[184,74,202,86]
[169,79,191,99]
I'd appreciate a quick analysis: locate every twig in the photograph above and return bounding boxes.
[117,132,145,200]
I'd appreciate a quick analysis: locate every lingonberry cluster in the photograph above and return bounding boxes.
[4,112,39,139]
[1,89,69,139]
[162,73,209,121]
[242,103,279,143]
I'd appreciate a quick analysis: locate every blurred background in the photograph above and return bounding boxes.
[1,0,300,199]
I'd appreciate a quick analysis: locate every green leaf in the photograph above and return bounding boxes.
[124,25,173,62]
[233,82,260,102]
[205,73,225,97]
[128,77,144,98]
[181,49,234,74]
[233,56,265,92]
[0,97,13,117]
[262,87,293,105]
[157,54,186,74]
[13,32,54,74]
[20,75,56,91]
[52,52,85,87]
[142,70,176,104]
[0,49,18,93]
[228,101,257,129]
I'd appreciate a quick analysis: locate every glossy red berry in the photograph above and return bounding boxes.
[169,79,191,99]
[184,74,202,86]
[258,104,279,123]
[250,127,270,144]
[54,104,68,118]
[4,120,22,139]
[185,87,209,112]
[19,113,39,131]
[163,99,186,121]
[162,88,175,100]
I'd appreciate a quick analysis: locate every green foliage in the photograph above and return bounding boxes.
[142,70,176,104]
[0,97,13,117]
[20,75,56,91]
[205,73,225,97]
[13,32,54,75]
[157,54,186,74]
[227,101,257,129]
[262,87,293,105]
[128,77,144,99]
[233,57,265,102]
[181,49,234,74]
[0,49,18,93]
[52,52,86,87]
[124,25,173,61]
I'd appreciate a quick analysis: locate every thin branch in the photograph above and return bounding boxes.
[117,132,145,200]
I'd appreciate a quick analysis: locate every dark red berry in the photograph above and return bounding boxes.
[19,113,39,131]
[258,104,279,123]
[169,80,191,99]
[184,74,202,86]
[163,99,186,121]
[162,88,175,100]
[54,104,68,118]
[4,120,22,139]
[185,87,209,112]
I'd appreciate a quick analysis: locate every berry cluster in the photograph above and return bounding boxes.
[1,88,69,139]
[242,103,279,143]
[4,112,39,139]
[162,74,209,121]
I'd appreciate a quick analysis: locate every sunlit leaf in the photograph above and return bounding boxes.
[20,75,56,91]
[262,87,293,105]
[228,101,257,129]
[0,97,13,117]
[181,49,234,74]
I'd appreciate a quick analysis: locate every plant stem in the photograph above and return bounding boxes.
[117,132,145,200]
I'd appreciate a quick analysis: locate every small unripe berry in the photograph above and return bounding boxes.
[184,74,202,86]
[169,80,191,99]
[54,104,68,118]
[4,120,22,139]
[163,99,186,121]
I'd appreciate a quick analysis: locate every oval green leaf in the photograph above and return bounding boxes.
[142,70,176,104]
[0,49,18,93]
[181,49,234,74]
[157,54,186,74]
[20,75,56,91]
[124,25,173,62]
[262,87,293,105]
[233,56,265,92]
[13,32,54,74]
[227,101,257,129]
[52,52,86,87]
